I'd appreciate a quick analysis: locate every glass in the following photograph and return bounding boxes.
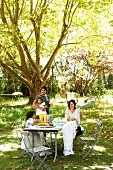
[50,116,54,123]
[46,115,50,122]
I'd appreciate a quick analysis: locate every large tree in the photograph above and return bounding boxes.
[0,0,112,103]
[0,0,82,103]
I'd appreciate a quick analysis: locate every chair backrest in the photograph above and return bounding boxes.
[94,121,102,142]
[21,131,43,150]
[21,131,33,151]
[20,131,51,170]
[14,120,23,144]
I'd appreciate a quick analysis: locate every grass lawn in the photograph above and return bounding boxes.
[0,96,113,170]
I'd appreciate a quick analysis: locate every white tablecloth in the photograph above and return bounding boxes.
[62,121,77,156]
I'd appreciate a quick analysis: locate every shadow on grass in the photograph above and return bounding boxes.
[0,145,113,170]
[0,103,29,108]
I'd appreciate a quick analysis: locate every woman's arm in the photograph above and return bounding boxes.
[33,100,47,111]
[32,100,37,109]
[71,117,78,123]
[34,119,47,123]
[65,108,71,121]
[72,109,80,125]
[76,109,80,125]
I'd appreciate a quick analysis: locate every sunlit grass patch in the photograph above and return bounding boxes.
[0,96,28,106]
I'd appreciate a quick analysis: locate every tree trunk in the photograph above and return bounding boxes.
[28,91,36,104]
[28,88,39,105]
[28,76,44,104]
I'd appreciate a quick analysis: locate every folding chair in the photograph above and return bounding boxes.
[14,120,25,157]
[20,130,52,170]
[80,121,102,159]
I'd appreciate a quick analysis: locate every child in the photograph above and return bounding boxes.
[25,110,44,147]
[23,111,52,155]
[35,96,47,122]
[26,110,43,127]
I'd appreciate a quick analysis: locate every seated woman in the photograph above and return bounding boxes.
[65,99,84,139]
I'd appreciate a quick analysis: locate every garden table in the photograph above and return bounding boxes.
[23,125,62,161]
[23,121,77,160]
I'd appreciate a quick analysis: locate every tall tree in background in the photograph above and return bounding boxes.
[0,0,81,103]
[0,0,112,103]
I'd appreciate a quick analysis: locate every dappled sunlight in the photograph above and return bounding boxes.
[86,119,96,123]
[0,97,28,106]
[93,145,106,152]
[99,110,113,116]
[82,165,113,170]
[101,95,113,105]
[0,152,4,156]
[0,143,19,152]
[47,132,63,140]
[9,98,28,106]
[90,165,113,169]
[0,97,113,169]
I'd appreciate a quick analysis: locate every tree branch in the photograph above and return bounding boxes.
[4,0,14,23]
[60,34,109,47]
[1,0,7,24]
[41,0,79,80]
[14,0,19,24]
[0,59,33,89]
[13,35,33,81]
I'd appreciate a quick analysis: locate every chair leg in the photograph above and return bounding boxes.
[36,154,51,170]
[82,143,98,159]
[18,150,25,158]
[28,154,51,170]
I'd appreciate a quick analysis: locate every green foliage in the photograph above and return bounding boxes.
[107,73,113,89]
[0,0,113,104]
[50,105,66,118]
[91,78,105,96]
[105,89,113,96]
[0,97,32,128]
[0,78,5,94]
[91,86,105,96]
[46,77,59,98]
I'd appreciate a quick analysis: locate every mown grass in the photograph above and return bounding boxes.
[0,97,113,170]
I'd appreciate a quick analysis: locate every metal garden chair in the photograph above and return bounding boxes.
[20,130,52,170]
[14,120,26,157]
[80,121,102,159]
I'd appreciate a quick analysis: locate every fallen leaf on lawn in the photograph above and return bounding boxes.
[107,138,111,140]
[63,165,69,169]
[13,155,20,159]
[53,159,59,162]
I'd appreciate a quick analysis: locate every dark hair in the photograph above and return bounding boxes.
[26,111,35,120]
[40,86,47,92]
[68,99,76,110]
[35,96,44,103]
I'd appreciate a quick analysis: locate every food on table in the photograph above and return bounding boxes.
[36,122,49,126]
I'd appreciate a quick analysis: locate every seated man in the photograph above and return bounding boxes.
[65,99,84,139]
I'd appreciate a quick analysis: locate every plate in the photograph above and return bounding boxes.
[34,125,55,128]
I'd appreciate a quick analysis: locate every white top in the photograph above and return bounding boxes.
[65,108,80,126]
[26,118,34,128]
[36,102,47,116]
